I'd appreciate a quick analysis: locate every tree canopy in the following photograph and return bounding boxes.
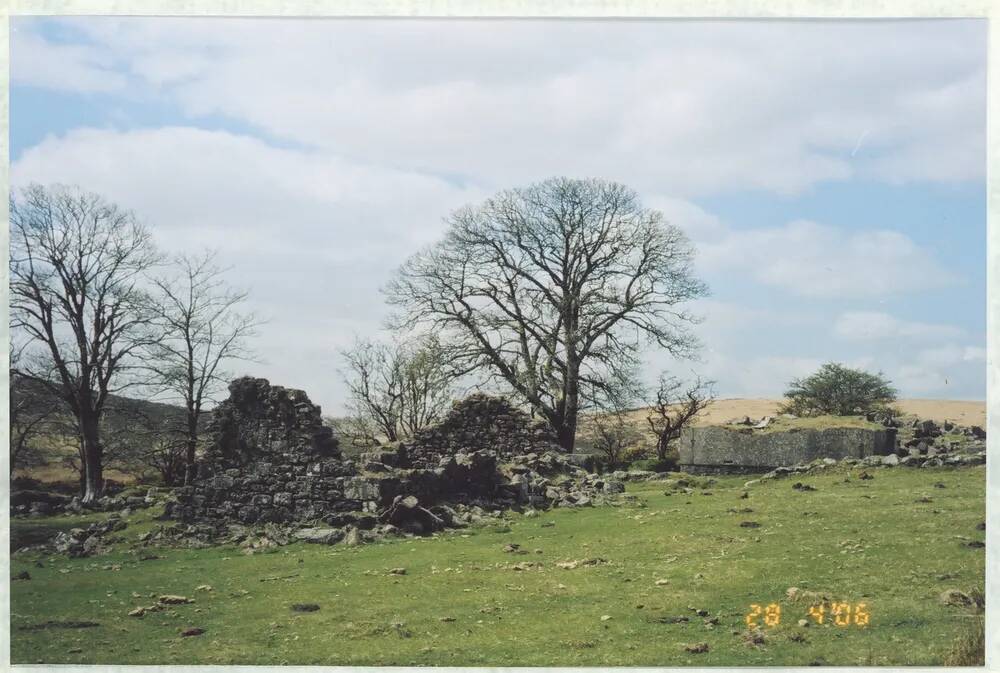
[386,177,708,450]
[780,362,897,417]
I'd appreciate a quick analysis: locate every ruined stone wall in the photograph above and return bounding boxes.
[401,393,563,463]
[677,426,897,474]
[173,384,597,529]
[173,378,360,525]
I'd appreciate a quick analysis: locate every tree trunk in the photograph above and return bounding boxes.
[656,433,669,462]
[80,415,104,504]
[556,420,577,452]
[184,410,199,486]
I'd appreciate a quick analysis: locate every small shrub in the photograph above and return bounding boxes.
[630,454,678,473]
[780,363,897,417]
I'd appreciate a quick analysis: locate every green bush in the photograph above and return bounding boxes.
[780,362,897,417]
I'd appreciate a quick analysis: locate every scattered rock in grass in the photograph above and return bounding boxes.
[128,607,147,618]
[743,629,766,647]
[388,567,407,575]
[797,619,809,627]
[68,648,83,654]
[438,616,456,622]
[195,585,212,592]
[693,608,709,617]
[13,571,30,581]
[540,521,555,528]
[858,472,874,480]
[976,521,986,531]
[792,483,816,492]
[964,541,985,549]
[139,554,161,561]
[939,589,974,607]
[739,521,761,528]
[555,557,607,570]
[342,527,362,547]
[502,543,523,553]
[159,595,194,605]
[933,482,947,489]
[786,587,833,604]
[789,632,808,643]
[651,616,689,624]
[704,616,720,626]
[180,627,204,637]
[290,603,320,612]
[684,642,709,654]
[915,496,933,503]
[600,615,612,621]
[740,491,749,499]
[655,579,670,586]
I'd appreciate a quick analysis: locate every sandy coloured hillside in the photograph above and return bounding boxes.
[634,398,987,428]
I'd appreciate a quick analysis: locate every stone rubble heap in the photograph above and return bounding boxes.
[50,513,128,557]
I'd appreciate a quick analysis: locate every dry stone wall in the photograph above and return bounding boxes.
[400,393,562,463]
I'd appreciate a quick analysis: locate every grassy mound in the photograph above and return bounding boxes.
[10,464,984,666]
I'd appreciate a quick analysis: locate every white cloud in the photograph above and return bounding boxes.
[12,126,484,412]
[698,220,958,298]
[833,311,965,342]
[10,18,987,406]
[14,17,986,196]
[12,28,127,93]
[887,343,986,397]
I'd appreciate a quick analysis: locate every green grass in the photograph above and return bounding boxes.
[728,414,883,433]
[10,464,985,666]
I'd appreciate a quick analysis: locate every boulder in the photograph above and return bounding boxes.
[292,527,344,545]
[379,495,445,535]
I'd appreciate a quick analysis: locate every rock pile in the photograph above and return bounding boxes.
[50,514,128,557]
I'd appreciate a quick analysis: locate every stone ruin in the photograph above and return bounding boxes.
[396,393,560,463]
[677,425,897,475]
[678,414,987,475]
[170,378,623,540]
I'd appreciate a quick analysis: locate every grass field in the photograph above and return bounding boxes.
[10,463,985,666]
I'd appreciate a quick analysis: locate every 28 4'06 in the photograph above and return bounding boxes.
[746,602,870,628]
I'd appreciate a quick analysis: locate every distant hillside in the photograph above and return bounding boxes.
[13,375,188,427]
[12,376,191,484]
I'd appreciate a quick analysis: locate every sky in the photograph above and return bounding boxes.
[10,17,987,415]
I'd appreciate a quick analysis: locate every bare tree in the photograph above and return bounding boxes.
[386,177,707,450]
[10,184,160,503]
[147,251,257,485]
[9,344,62,475]
[646,375,715,463]
[589,395,643,470]
[339,334,455,446]
[101,402,188,485]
